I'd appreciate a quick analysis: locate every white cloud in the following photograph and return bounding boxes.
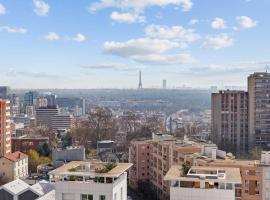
[103,38,179,56]
[89,0,193,13]
[132,53,194,65]
[211,18,227,29]
[145,24,200,48]
[72,33,86,42]
[0,26,27,33]
[189,19,199,25]
[202,34,234,49]
[0,3,6,15]
[81,63,141,71]
[44,32,60,41]
[237,16,257,29]
[33,0,50,16]
[110,11,145,23]
[103,38,194,65]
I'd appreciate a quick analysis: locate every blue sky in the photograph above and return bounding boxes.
[0,0,269,89]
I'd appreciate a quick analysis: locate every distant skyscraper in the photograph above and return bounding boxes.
[46,94,57,107]
[248,72,270,150]
[81,98,86,115]
[163,79,167,89]
[0,99,12,156]
[0,86,10,99]
[138,71,142,89]
[24,91,39,107]
[212,90,249,155]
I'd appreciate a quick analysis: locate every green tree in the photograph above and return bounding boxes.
[181,162,192,176]
[28,149,51,173]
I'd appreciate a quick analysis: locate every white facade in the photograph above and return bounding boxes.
[170,187,235,200]
[55,173,127,200]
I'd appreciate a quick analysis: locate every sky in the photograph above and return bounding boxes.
[0,0,269,89]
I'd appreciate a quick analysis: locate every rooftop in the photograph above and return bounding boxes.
[49,161,132,178]
[1,179,29,195]
[3,151,28,162]
[36,190,55,200]
[164,166,241,183]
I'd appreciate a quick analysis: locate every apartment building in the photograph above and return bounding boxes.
[212,90,249,156]
[48,161,132,200]
[248,72,270,150]
[165,166,242,200]
[129,133,202,200]
[0,99,12,156]
[0,151,28,183]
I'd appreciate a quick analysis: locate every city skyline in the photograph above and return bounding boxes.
[0,0,269,89]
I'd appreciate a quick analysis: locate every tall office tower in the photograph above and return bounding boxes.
[81,98,86,115]
[10,93,20,116]
[51,114,75,132]
[0,86,10,99]
[163,79,167,89]
[35,96,48,108]
[0,100,12,156]
[138,71,143,89]
[248,72,270,150]
[24,91,39,108]
[46,94,57,107]
[212,90,249,155]
[35,106,60,129]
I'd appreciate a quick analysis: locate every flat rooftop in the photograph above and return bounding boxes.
[164,165,241,183]
[49,161,132,178]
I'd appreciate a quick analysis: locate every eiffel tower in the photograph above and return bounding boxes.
[138,71,143,89]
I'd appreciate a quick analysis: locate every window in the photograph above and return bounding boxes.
[255,181,260,195]
[99,195,106,200]
[81,194,93,200]
[245,180,249,193]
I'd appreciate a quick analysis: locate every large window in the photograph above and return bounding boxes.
[99,195,106,200]
[81,194,93,200]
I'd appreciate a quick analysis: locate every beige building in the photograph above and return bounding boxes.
[0,151,28,183]
[248,72,270,150]
[212,90,249,156]
[129,133,202,199]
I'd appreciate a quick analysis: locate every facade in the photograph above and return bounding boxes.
[0,151,28,183]
[0,99,12,156]
[46,94,57,107]
[212,90,249,155]
[52,146,85,168]
[48,161,132,200]
[165,166,242,200]
[36,106,60,129]
[35,97,48,108]
[129,134,202,199]
[248,72,270,150]
[51,114,74,132]
[0,86,9,99]
[12,135,49,154]
[24,91,39,108]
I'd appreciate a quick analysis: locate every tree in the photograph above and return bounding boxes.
[88,108,117,143]
[28,149,51,173]
[181,162,192,176]
[37,142,51,157]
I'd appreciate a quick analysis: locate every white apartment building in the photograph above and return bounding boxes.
[48,161,132,200]
[165,166,242,200]
[0,151,28,182]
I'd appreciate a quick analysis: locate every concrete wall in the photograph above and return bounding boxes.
[170,187,235,200]
[52,147,85,167]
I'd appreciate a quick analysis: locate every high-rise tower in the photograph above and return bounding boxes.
[0,99,12,156]
[138,71,143,89]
